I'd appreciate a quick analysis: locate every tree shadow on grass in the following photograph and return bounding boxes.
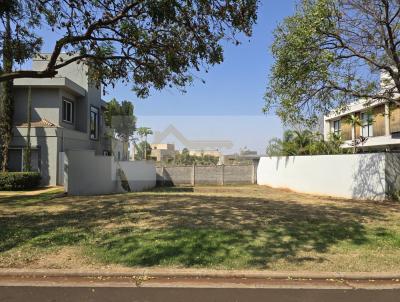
[0,191,394,268]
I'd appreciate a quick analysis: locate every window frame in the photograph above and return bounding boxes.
[361,112,373,137]
[8,147,40,172]
[90,105,99,140]
[62,98,74,124]
[333,119,341,136]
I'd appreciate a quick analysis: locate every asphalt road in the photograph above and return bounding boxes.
[1,286,400,302]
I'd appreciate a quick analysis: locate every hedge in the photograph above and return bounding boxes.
[0,172,41,191]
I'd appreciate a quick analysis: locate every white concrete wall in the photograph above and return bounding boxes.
[257,153,391,200]
[64,150,156,195]
[118,161,156,192]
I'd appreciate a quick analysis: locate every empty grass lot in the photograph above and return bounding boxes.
[0,185,400,272]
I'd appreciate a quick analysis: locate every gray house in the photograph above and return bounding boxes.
[7,54,125,186]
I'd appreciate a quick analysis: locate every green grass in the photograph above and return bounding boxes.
[0,186,400,271]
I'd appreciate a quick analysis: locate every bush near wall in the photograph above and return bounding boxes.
[0,172,41,191]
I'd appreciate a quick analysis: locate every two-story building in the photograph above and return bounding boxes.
[7,54,127,185]
[324,70,400,151]
[324,99,400,151]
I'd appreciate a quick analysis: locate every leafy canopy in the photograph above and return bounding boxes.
[265,0,400,126]
[266,129,347,156]
[0,0,258,97]
[104,98,136,142]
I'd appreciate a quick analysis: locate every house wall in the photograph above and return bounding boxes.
[13,87,60,125]
[33,54,103,141]
[64,150,155,195]
[11,127,59,186]
[118,160,156,192]
[373,105,386,136]
[340,116,352,140]
[6,55,117,188]
[256,153,400,200]
[390,105,400,133]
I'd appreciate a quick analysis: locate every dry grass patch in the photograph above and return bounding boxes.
[0,185,399,271]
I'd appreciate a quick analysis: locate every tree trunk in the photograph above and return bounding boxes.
[353,125,356,154]
[144,135,147,160]
[24,86,32,171]
[0,12,14,172]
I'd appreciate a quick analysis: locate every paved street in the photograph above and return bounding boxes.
[1,285,400,302]
[1,275,400,302]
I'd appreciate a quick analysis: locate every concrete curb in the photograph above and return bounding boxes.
[1,268,399,280]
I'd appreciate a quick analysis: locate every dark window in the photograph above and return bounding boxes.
[8,149,23,172]
[8,148,39,172]
[90,106,99,140]
[333,120,341,135]
[62,99,74,123]
[361,112,373,137]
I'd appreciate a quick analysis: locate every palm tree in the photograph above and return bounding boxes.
[325,133,344,154]
[136,127,153,160]
[345,114,362,154]
[266,129,345,156]
[292,130,314,155]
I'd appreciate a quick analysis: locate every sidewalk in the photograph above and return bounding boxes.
[1,268,400,286]
[2,268,400,302]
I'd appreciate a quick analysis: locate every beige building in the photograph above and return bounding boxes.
[324,70,400,151]
[188,150,221,157]
[150,143,177,162]
[324,100,400,151]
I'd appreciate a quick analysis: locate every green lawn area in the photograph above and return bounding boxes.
[0,185,400,272]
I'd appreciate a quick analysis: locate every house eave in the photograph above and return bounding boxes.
[14,77,86,97]
[324,99,388,121]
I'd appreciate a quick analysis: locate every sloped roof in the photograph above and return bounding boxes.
[15,119,57,128]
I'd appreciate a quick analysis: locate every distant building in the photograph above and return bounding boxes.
[219,148,260,165]
[188,150,221,157]
[150,143,177,162]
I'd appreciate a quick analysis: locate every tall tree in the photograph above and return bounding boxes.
[0,0,258,170]
[104,98,136,143]
[134,141,152,161]
[137,127,153,160]
[0,1,44,171]
[24,86,32,171]
[0,8,13,171]
[265,0,400,126]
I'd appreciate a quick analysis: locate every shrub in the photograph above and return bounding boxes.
[0,172,41,191]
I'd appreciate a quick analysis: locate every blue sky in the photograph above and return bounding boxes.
[36,0,298,154]
[126,0,297,117]
[129,0,297,154]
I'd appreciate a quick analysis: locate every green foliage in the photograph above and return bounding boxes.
[104,98,136,142]
[266,129,347,156]
[0,172,41,191]
[134,141,152,161]
[137,127,153,138]
[265,0,397,126]
[0,1,42,171]
[172,148,219,166]
[136,127,153,160]
[0,0,258,96]
[0,0,258,170]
